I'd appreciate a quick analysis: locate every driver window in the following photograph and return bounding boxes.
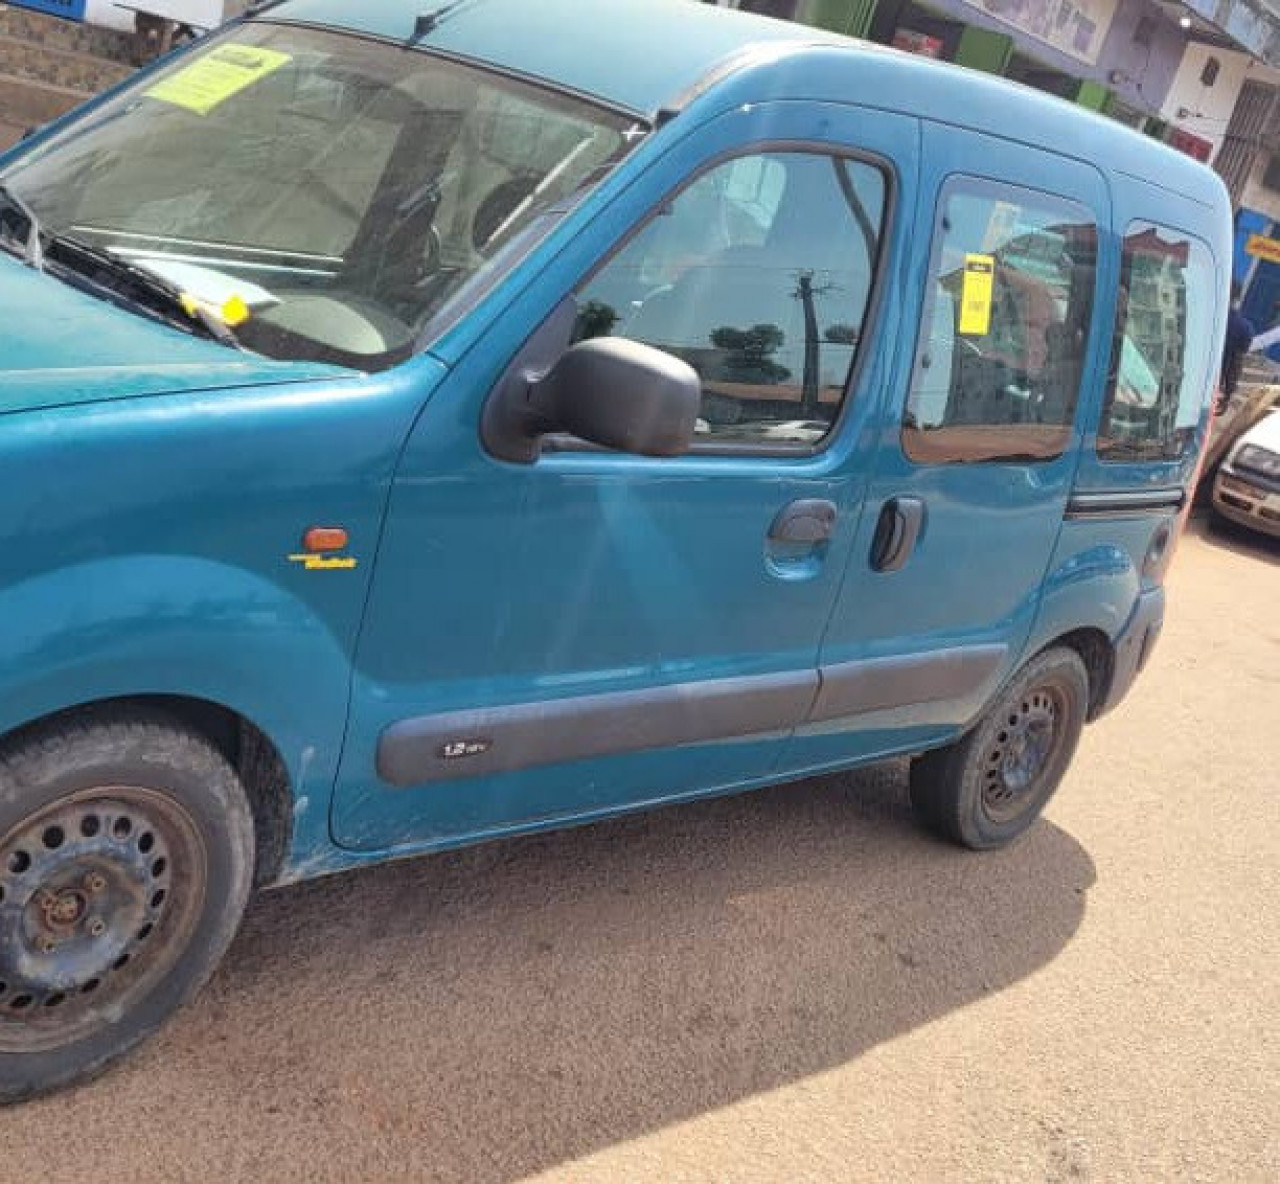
[903,184,1098,464]
[576,150,887,447]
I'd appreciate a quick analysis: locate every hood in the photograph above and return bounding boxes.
[0,253,346,413]
[1238,409,1280,456]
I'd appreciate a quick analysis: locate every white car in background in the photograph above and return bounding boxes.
[1213,410,1280,538]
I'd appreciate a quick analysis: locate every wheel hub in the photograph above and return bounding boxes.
[42,888,88,930]
[982,689,1061,822]
[15,847,151,986]
[0,792,186,1041]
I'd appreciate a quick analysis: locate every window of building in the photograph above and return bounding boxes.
[575,150,888,448]
[1098,223,1216,461]
[903,181,1098,464]
[1262,152,1280,193]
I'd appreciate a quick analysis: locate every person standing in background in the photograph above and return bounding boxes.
[1218,281,1255,411]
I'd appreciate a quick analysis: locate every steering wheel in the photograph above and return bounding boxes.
[471,175,539,257]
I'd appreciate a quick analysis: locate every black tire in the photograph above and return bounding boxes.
[909,647,1089,850]
[0,708,254,1104]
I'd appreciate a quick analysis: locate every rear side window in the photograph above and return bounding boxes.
[575,150,888,448]
[1098,223,1216,461]
[904,182,1098,464]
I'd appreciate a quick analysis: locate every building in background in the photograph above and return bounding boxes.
[1,0,1276,345]
[9,1,241,32]
[713,0,1280,349]
[0,1,252,149]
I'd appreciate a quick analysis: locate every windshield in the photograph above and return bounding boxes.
[0,23,635,370]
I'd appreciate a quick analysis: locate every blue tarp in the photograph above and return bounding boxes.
[8,1,87,21]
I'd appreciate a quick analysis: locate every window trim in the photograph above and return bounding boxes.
[547,138,898,460]
[901,173,1101,467]
[255,18,651,124]
[1096,218,1217,465]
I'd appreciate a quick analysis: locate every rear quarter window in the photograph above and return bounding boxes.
[1098,223,1216,461]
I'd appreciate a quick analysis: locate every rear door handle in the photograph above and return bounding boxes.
[768,499,838,544]
[870,496,926,572]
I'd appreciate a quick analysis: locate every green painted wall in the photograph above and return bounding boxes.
[1076,80,1110,111]
[954,27,1012,76]
[797,0,877,39]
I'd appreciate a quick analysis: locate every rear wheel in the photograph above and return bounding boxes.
[910,647,1089,849]
[0,710,253,1103]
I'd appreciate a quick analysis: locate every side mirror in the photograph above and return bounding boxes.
[530,337,700,457]
[484,317,702,463]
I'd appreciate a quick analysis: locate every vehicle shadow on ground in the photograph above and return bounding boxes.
[1193,511,1279,566]
[9,763,1095,1182]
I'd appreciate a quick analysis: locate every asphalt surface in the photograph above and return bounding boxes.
[1,514,1276,1182]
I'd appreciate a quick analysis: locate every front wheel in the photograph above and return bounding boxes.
[910,647,1089,850]
[0,710,254,1103]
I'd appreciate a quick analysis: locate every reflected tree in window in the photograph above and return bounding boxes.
[577,299,619,341]
[709,323,791,386]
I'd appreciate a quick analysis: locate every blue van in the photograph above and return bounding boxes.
[0,0,1230,1099]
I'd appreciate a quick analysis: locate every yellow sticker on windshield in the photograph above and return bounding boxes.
[145,43,292,115]
[958,253,994,336]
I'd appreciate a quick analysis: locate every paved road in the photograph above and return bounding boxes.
[1,516,1276,1182]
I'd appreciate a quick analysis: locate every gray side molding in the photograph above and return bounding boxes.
[812,645,1007,721]
[377,670,819,786]
[377,643,1008,788]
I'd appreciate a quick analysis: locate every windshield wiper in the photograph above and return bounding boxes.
[43,231,242,347]
[0,182,44,270]
[408,0,475,43]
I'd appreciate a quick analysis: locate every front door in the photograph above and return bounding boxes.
[783,124,1110,774]
[332,103,917,851]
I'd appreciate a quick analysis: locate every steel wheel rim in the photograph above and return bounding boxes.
[980,686,1065,824]
[0,786,206,1054]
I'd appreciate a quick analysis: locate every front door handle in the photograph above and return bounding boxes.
[870,496,926,572]
[768,499,837,544]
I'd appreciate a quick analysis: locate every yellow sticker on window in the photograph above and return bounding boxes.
[145,44,292,115]
[958,253,994,336]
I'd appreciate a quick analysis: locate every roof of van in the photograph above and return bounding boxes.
[266,0,1223,208]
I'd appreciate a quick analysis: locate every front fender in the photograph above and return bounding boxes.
[0,556,351,798]
[0,361,444,871]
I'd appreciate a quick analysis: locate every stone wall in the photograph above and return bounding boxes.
[0,3,135,147]
[0,2,263,147]
[1,4,134,63]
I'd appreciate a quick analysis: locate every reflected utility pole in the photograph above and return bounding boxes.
[792,270,838,417]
